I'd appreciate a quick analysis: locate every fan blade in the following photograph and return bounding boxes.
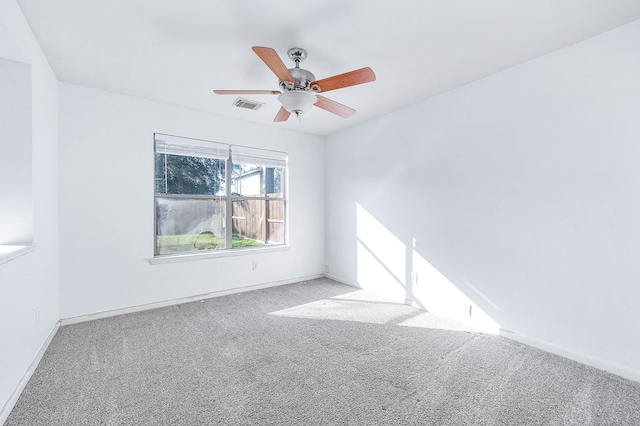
[252,46,295,84]
[314,95,356,118]
[274,107,291,122]
[311,67,376,93]
[214,90,281,95]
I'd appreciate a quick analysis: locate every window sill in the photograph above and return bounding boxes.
[0,244,37,266]
[148,245,290,265]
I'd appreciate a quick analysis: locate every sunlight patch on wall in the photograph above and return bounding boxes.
[353,203,500,333]
[356,203,406,302]
[411,248,500,334]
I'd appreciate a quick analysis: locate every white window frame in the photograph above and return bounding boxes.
[152,133,288,262]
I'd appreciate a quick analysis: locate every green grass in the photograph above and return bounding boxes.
[156,233,264,255]
[231,237,264,247]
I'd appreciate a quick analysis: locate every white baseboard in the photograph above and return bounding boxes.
[60,274,324,326]
[499,329,640,383]
[0,321,60,425]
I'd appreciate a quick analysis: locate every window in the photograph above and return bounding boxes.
[0,58,33,247]
[154,134,287,257]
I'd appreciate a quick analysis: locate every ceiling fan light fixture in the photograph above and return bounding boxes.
[278,90,317,115]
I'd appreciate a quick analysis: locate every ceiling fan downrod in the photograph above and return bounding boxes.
[287,47,307,68]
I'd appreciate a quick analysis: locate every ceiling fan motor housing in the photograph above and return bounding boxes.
[280,67,316,91]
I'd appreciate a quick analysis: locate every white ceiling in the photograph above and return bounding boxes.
[15,0,640,136]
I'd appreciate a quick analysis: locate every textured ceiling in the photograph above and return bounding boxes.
[16,0,640,136]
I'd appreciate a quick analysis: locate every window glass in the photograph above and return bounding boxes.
[155,153,225,195]
[230,163,284,197]
[156,197,226,255]
[231,198,285,247]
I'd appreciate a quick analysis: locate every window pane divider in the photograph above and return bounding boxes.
[231,196,285,201]
[225,153,233,249]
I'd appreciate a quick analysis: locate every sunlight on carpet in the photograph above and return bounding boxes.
[269,290,484,333]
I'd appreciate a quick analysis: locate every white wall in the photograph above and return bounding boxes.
[0,0,59,417]
[326,20,640,378]
[58,83,325,318]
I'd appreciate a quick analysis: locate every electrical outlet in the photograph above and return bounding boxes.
[252,261,258,270]
[325,265,330,274]
[464,304,473,317]
[411,272,418,284]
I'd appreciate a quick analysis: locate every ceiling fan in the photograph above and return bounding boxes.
[214,46,376,122]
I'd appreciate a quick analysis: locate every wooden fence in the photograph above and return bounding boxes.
[232,196,284,244]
